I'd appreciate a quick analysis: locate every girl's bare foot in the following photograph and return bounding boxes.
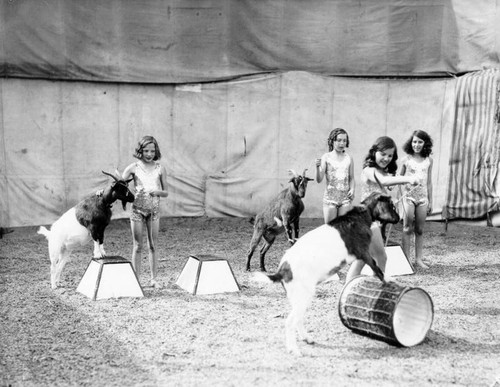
[416,260,429,269]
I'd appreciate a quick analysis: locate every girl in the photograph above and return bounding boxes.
[399,130,433,269]
[315,128,355,224]
[345,136,418,283]
[123,135,168,288]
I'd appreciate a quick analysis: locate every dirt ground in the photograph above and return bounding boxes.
[1,216,499,386]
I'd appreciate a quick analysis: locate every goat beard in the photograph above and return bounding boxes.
[121,200,128,211]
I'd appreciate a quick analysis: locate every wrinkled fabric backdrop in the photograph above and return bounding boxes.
[1,0,499,226]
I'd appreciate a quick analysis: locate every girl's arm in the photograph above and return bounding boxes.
[427,158,433,213]
[121,163,137,193]
[365,167,418,187]
[151,165,169,198]
[315,154,326,183]
[396,157,408,196]
[122,163,135,181]
[348,154,355,199]
[398,156,408,176]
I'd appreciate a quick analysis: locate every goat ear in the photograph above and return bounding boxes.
[102,171,118,181]
[288,169,298,177]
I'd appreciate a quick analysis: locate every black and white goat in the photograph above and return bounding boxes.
[246,169,313,272]
[38,171,135,289]
[258,192,400,355]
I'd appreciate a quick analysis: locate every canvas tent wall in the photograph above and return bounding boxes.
[0,73,455,227]
[1,0,500,228]
[1,0,499,82]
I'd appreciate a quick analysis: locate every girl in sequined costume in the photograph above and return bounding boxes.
[123,136,168,288]
[399,130,433,269]
[346,136,418,283]
[315,128,355,223]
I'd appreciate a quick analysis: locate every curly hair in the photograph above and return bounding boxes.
[363,136,398,175]
[402,130,433,158]
[327,128,349,151]
[133,135,162,160]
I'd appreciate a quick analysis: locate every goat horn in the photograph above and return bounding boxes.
[114,168,122,179]
[102,171,118,181]
[302,169,308,177]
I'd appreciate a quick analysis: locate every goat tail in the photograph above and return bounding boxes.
[37,226,51,239]
[266,272,284,283]
[252,261,292,284]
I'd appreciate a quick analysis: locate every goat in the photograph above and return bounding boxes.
[257,192,400,355]
[246,169,313,272]
[38,171,135,289]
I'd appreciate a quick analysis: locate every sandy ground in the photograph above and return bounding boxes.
[1,217,499,386]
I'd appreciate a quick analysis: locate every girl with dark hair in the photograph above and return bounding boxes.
[123,135,168,288]
[345,136,418,283]
[315,128,355,223]
[399,130,434,269]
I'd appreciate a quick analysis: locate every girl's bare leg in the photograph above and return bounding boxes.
[414,204,429,269]
[146,216,162,287]
[130,220,143,277]
[346,224,387,282]
[338,203,352,217]
[368,225,387,272]
[402,199,415,261]
[323,205,338,224]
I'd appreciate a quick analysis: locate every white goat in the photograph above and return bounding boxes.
[258,192,400,355]
[246,169,313,272]
[38,171,134,289]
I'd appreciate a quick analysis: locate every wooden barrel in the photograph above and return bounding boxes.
[338,276,434,346]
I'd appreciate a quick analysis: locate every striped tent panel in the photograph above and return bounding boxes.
[445,69,500,219]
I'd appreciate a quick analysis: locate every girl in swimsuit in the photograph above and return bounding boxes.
[399,130,434,269]
[315,128,355,223]
[123,135,168,288]
[345,136,418,283]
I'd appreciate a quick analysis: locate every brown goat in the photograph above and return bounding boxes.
[259,192,399,355]
[38,171,135,289]
[246,169,313,272]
